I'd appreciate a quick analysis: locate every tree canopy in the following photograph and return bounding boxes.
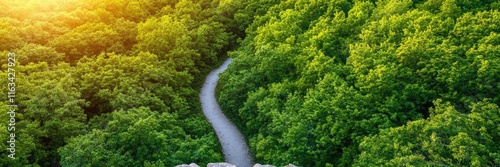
[0,0,240,166]
[1,0,499,166]
[218,0,500,166]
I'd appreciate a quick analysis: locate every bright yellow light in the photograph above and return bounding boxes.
[0,0,84,21]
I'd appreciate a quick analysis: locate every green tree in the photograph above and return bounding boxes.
[59,107,223,167]
[135,15,191,58]
[48,22,121,62]
[15,44,65,65]
[355,100,500,166]
[0,18,23,51]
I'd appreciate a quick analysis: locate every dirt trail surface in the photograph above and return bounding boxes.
[200,58,253,167]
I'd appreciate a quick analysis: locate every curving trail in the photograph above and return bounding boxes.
[200,58,253,167]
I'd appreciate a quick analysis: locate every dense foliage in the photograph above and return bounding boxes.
[219,0,500,166]
[2,0,500,166]
[0,0,240,166]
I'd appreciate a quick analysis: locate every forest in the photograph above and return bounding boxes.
[0,0,241,166]
[0,0,499,166]
[218,0,500,166]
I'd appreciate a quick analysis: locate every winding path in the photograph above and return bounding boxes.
[200,58,253,167]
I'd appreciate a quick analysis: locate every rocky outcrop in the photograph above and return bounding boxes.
[176,163,200,167]
[175,163,298,167]
[253,164,298,167]
[253,164,276,167]
[207,163,237,167]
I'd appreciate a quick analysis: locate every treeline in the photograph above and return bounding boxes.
[0,0,241,166]
[218,0,500,166]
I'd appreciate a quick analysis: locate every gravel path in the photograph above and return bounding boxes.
[200,58,253,167]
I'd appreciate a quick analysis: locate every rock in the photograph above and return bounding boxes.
[253,163,276,167]
[175,163,200,167]
[207,162,237,167]
[176,162,297,167]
